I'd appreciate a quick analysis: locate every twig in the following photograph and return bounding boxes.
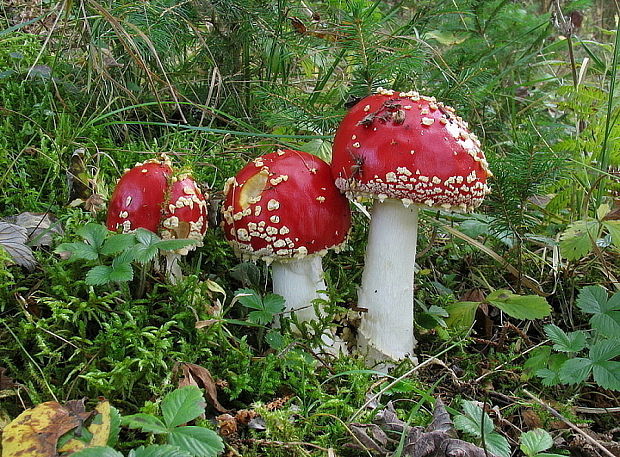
[574,406,620,414]
[241,438,329,452]
[523,390,617,457]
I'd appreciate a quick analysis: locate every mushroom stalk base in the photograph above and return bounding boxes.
[358,199,418,362]
[272,256,327,325]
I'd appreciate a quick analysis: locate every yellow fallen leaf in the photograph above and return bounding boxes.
[1,401,81,457]
[57,399,111,452]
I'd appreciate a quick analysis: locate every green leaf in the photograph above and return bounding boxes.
[154,239,197,251]
[536,368,562,386]
[133,243,159,264]
[235,289,263,310]
[590,313,620,338]
[520,429,554,456]
[576,285,609,314]
[602,220,620,249]
[86,266,114,285]
[122,414,168,434]
[576,286,620,337]
[161,386,206,428]
[262,293,285,316]
[108,263,134,282]
[592,361,620,391]
[487,290,551,320]
[589,340,620,362]
[70,447,124,457]
[168,426,225,457]
[444,301,479,330]
[135,228,160,246]
[100,233,137,255]
[108,406,121,446]
[544,324,587,353]
[483,432,511,457]
[55,242,99,261]
[559,358,592,385]
[78,223,109,249]
[453,401,494,438]
[113,250,135,266]
[559,219,598,260]
[129,445,193,457]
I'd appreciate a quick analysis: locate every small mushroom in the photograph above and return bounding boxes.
[106,154,208,282]
[222,149,351,331]
[331,88,492,362]
[106,155,173,233]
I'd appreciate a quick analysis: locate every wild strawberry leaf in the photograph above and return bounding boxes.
[544,324,587,353]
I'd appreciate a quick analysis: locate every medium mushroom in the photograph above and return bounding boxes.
[222,149,351,327]
[331,88,492,362]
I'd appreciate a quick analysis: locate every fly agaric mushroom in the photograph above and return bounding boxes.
[106,155,208,281]
[331,88,492,362]
[106,155,173,234]
[222,149,351,327]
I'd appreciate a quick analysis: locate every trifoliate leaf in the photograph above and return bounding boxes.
[544,324,587,353]
[235,288,263,310]
[589,340,620,362]
[483,432,511,457]
[520,429,554,456]
[576,285,609,314]
[132,243,159,264]
[78,223,109,249]
[122,414,168,434]
[86,266,114,285]
[161,386,206,428]
[592,361,620,391]
[536,368,562,386]
[55,241,99,261]
[559,357,592,385]
[453,401,494,437]
[108,262,134,283]
[129,445,193,457]
[168,426,225,457]
[154,239,197,251]
[135,228,160,246]
[100,233,137,255]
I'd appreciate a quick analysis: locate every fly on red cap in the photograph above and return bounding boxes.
[222,149,351,261]
[106,155,173,233]
[161,174,209,251]
[331,88,492,211]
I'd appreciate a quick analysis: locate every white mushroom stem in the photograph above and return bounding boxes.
[357,198,418,362]
[272,256,327,324]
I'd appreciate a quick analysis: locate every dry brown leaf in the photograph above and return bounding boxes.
[1,212,64,247]
[521,409,542,429]
[216,413,238,436]
[0,222,36,270]
[176,362,227,412]
[0,367,16,390]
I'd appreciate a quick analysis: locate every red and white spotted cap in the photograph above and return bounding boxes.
[222,149,351,262]
[106,155,173,233]
[331,88,492,211]
[161,173,209,253]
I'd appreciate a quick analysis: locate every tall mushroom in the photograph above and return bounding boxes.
[331,88,492,362]
[222,149,351,327]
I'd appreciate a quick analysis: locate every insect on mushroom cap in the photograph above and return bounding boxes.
[331,89,492,212]
[222,149,351,262]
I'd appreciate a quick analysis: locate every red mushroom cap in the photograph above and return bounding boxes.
[161,173,209,251]
[222,149,351,261]
[106,156,173,233]
[331,88,492,212]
